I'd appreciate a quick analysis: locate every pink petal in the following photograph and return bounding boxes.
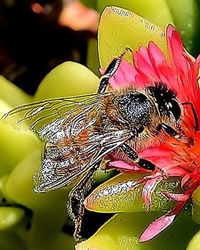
[142,176,163,209]
[147,42,179,85]
[140,147,172,158]
[139,213,176,242]
[166,24,188,80]
[108,160,141,172]
[148,42,166,66]
[134,52,155,77]
[181,174,191,187]
[156,63,177,86]
[139,198,188,242]
[162,192,190,202]
[134,68,151,85]
[166,166,188,177]
[133,51,160,82]
[108,60,136,89]
[137,46,152,65]
[166,24,174,38]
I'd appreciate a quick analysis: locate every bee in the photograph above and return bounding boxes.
[2,49,195,240]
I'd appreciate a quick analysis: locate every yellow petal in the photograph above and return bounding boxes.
[98,6,167,68]
[98,0,173,28]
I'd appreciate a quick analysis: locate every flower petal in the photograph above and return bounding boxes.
[142,176,163,209]
[108,160,140,172]
[98,6,167,68]
[139,213,176,242]
[108,60,137,89]
[162,192,190,202]
[139,199,188,242]
[166,24,188,75]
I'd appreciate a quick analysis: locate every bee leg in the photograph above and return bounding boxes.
[98,48,132,93]
[156,123,180,138]
[68,165,99,241]
[121,143,156,171]
[157,123,193,145]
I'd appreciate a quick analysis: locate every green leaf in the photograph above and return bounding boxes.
[86,39,100,76]
[97,1,199,56]
[5,150,68,212]
[192,186,200,224]
[4,150,75,249]
[98,6,167,68]
[0,232,26,250]
[81,0,97,9]
[0,175,14,204]
[0,76,32,107]
[0,112,41,175]
[0,207,25,231]
[85,173,182,213]
[187,230,200,250]
[166,0,200,54]
[76,212,199,250]
[34,62,99,101]
[28,211,75,250]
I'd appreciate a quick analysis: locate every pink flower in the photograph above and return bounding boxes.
[107,25,200,242]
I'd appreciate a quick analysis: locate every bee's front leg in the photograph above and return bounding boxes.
[156,123,180,138]
[67,165,99,241]
[98,48,132,94]
[156,123,193,145]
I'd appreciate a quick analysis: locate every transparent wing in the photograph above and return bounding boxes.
[1,93,110,135]
[2,91,129,193]
[34,129,131,192]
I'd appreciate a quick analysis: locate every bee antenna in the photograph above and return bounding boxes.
[98,48,132,94]
[118,47,133,59]
[181,102,199,131]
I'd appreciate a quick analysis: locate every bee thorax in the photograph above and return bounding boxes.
[114,91,155,131]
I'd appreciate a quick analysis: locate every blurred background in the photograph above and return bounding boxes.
[0,0,99,94]
[1,0,200,95]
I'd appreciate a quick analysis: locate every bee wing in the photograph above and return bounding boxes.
[1,93,110,135]
[34,129,131,192]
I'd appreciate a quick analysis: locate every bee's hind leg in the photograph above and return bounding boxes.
[98,48,132,94]
[67,164,99,241]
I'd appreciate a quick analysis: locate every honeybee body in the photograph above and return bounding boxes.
[3,50,189,240]
[105,89,159,142]
[39,85,180,189]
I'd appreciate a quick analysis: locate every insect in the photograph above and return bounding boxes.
[2,49,193,240]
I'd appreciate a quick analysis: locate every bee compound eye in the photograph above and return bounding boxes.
[131,93,147,102]
[165,100,181,120]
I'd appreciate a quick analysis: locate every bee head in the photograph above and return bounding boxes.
[147,82,181,121]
